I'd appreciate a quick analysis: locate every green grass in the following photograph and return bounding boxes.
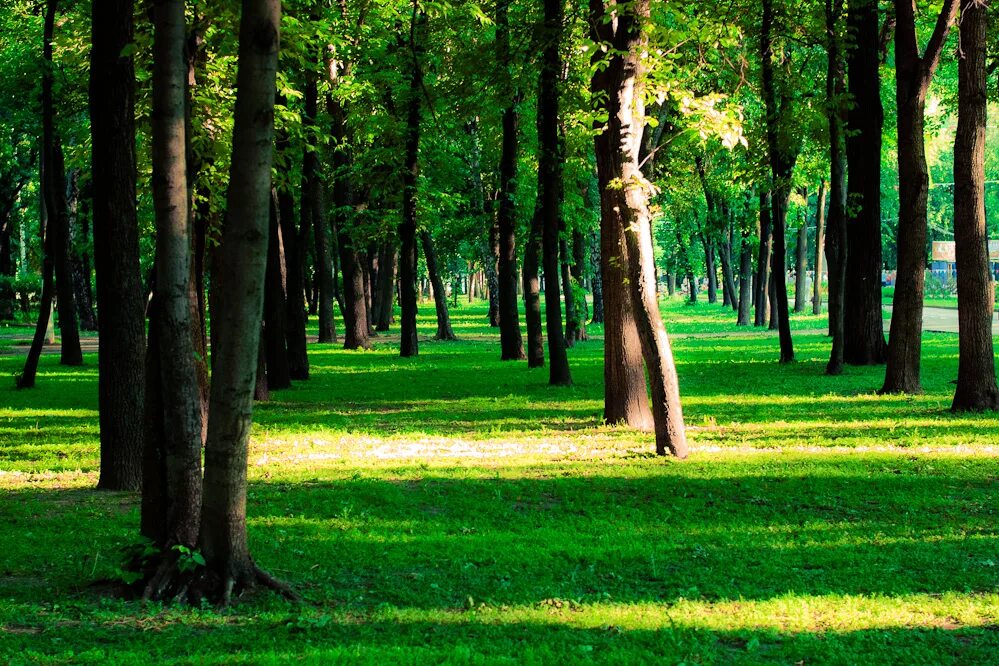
[1,298,997,663]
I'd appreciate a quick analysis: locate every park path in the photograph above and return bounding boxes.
[883,304,998,334]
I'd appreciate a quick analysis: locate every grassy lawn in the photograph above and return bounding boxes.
[1,298,997,663]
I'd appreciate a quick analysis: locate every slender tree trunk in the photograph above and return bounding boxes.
[17,190,54,390]
[540,0,571,386]
[952,0,998,411]
[277,181,309,380]
[421,230,456,340]
[304,77,335,343]
[89,0,145,489]
[812,179,826,315]
[761,0,796,363]
[69,175,97,331]
[50,154,82,365]
[737,224,753,325]
[139,0,204,553]
[794,213,808,313]
[755,192,773,327]
[375,243,396,331]
[398,6,425,358]
[702,235,718,304]
[561,238,578,346]
[844,0,889,365]
[200,0,286,600]
[591,0,685,455]
[719,218,738,312]
[883,0,958,393]
[263,191,291,389]
[589,229,604,324]
[496,0,525,361]
[571,228,588,339]
[523,208,545,367]
[826,0,848,374]
[486,221,500,327]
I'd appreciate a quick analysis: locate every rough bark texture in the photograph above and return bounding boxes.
[952,0,998,411]
[826,0,848,374]
[139,0,204,552]
[883,0,959,393]
[421,230,457,340]
[844,0,888,365]
[486,221,500,327]
[199,0,283,598]
[591,0,686,456]
[761,0,796,363]
[589,230,604,324]
[812,179,826,315]
[495,0,525,361]
[398,7,425,358]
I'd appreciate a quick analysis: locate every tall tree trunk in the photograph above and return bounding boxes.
[761,0,796,363]
[89,0,145,489]
[523,203,545,366]
[486,221,500,327]
[826,0,848,374]
[50,156,82,365]
[263,191,291,390]
[375,243,395,331]
[883,0,958,393]
[277,180,309,380]
[754,192,772,327]
[702,235,718,304]
[540,0,571,386]
[952,0,998,411]
[812,179,826,315]
[398,6,425,358]
[421,230,457,340]
[561,237,577,346]
[589,229,604,324]
[199,0,286,600]
[719,216,738,312]
[140,0,204,551]
[794,211,808,313]
[17,180,55,390]
[844,0,889,365]
[304,77,335,343]
[496,0,525,361]
[69,175,98,331]
[571,228,588,339]
[591,0,685,456]
[737,224,753,325]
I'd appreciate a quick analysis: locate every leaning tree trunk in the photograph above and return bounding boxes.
[89,0,145,489]
[591,0,686,456]
[883,0,958,393]
[17,195,55,390]
[844,0,888,366]
[398,7,425,358]
[812,179,827,315]
[952,0,998,411]
[199,0,290,602]
[540,0,571,386]
[495,0,525,361]
[761,0,797,363]
[826,0,849,375]
[139,0,204,559]
[420,230,457,340]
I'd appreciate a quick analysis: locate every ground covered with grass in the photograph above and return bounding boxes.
[1,299,997,663]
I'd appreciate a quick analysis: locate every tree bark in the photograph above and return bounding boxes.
[826,0,848,374]
[303,76,335,344]
[199,0,283,598]
[812,179,826,315]
[589,229,604,324]
[88,0,145,489]
[737,223,753,326]
[140,0,204,550]
[421,230,456,340]
[277,180,309,380]
[486,221,500,327]
[495,0,525,361]
[794,210,808,313]
[375,243,396,331]
[16,180,55,390]
[754,191,773,327]
[263,191,291,389]
[883,0,959,393]
[591,0,686,456]
[952,0,998,411]
[844,0,889,365]
[540,0,571,386]
[398,6,425,358]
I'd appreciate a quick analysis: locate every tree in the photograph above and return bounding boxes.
[951,0,997,411]
[882,0,959,394]
[495,0,525,362]
[591,0,687,458]
[825,0,848,375]
[811,178,826,315]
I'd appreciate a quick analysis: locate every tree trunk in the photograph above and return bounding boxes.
[17,190,55,390]
[496,0,525,361]
[486,221,500,326]
[589,229,604,324]
[591,0,685,455]
[421,230,457,340]
[737,224,753,325]
[69,175,98,331]
[375,243,395,331]
[719,217,738,312]
[883,0,958,393]
[398,7,425,358]
[277,183,309,380]
[702,235,718,304]
[755,192,772,327]
[50,151,82,366]
[540,0,571,386]
[561,237,578,346]
[89,0,145,489]
[794,213,808,313]
[139,0,204,552]
[304,77,335,344]
[844,0,889,365]
[761,0,796,363]
[826,0,849,374]
[263,191,291,390]
[200,0,284,599]
[571,228,588,339]
[812,178,826,315]
[952,0,998,411]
